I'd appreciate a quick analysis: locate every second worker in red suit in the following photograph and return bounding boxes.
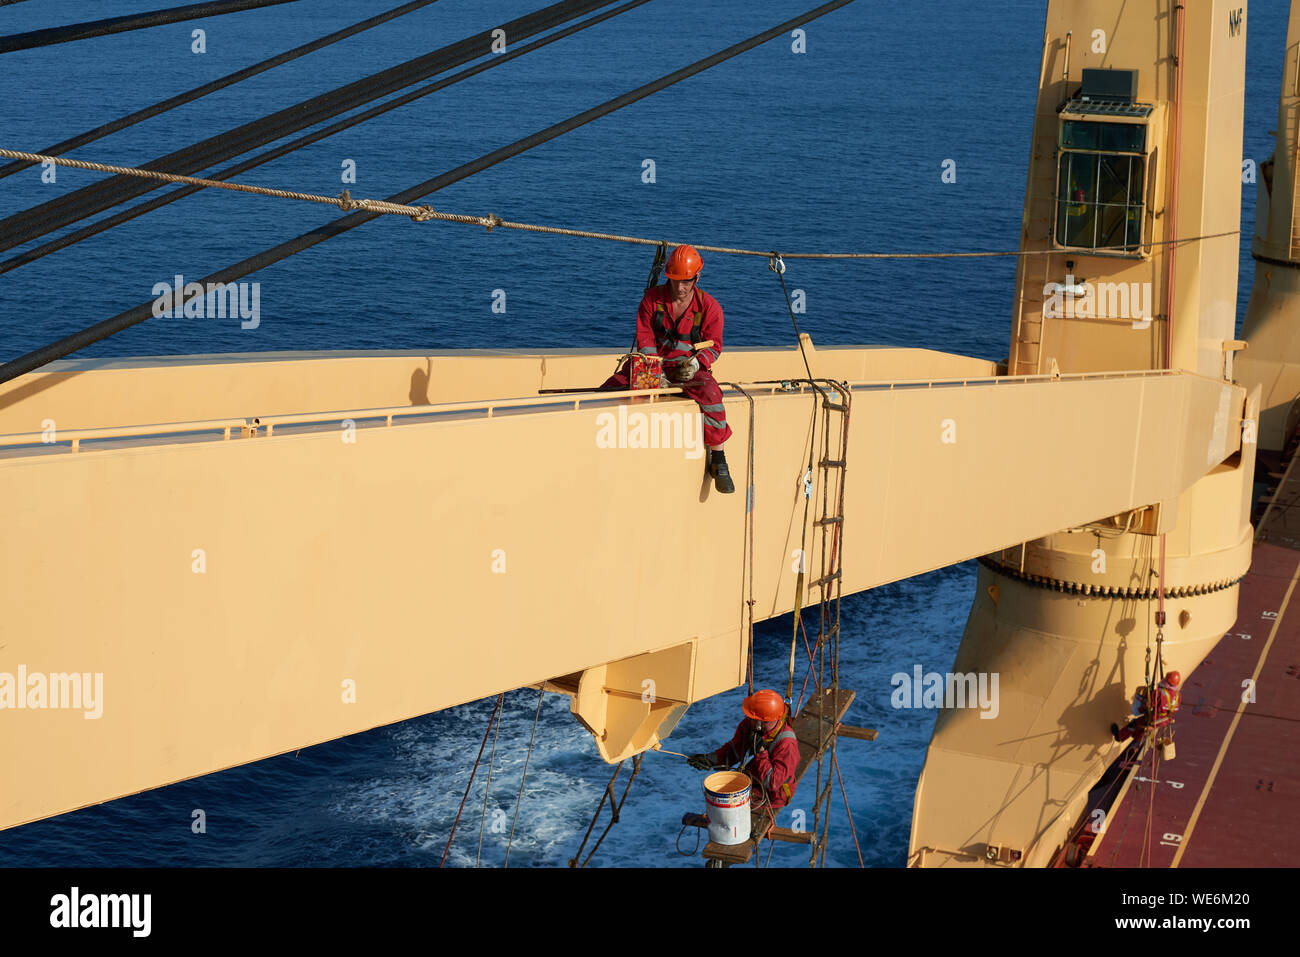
[1112,670,1181,742]
[599,244,735,493]
[687,689,800,810]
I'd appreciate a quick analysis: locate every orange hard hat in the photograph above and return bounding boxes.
[742,689,786,722]
[1164,671,1181,687]
[664,244,703,280]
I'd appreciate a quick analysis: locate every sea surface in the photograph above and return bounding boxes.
[0,0,1285,867]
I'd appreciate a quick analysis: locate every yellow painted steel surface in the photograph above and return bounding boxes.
[909,0,1257,867]
[0,340,1242,831]
[0,0,1280,870]
[1236,5,1300,449]
[1008,0,1247,381]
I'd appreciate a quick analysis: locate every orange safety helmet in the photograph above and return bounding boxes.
[1163,671,1181,687]
[664,244,703,281]
[742,689,786,723]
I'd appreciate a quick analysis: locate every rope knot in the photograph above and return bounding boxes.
[337,189,354,212]
[482,213,502,232]
[409,205,435,223]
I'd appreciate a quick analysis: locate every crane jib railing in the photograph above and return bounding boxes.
[0,367,1195,457]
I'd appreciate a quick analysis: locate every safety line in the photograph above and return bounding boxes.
[569,753,643,867]
[504,686,546,868]
[719,382,758,694]
[475,690,507,867]
[0,148,1239,264]
[439,691,505,868]
[832,751,865,868]
[570,759,624,866]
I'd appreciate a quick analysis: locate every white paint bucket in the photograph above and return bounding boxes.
[703,770,752,845]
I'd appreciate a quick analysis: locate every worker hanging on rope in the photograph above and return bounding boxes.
[687,689,799,810]
[599,244,735,494]
[1111,670,1181,743]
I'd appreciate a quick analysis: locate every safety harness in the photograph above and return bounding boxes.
[650,288,706,351]
[754,721,798,803]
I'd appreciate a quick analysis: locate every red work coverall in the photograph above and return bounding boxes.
[600,283,732,447]
[710,717,800,809]
[1117,681,1181,741]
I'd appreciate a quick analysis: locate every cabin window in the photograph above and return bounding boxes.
[1055,121,1147,253]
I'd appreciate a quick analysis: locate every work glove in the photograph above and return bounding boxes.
[687,753,716,771]
[669,356,700,383]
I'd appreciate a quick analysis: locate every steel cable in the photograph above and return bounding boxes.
[0,0,298,55]
[0,0,855,383]
[0,0,652,274]
[0,0,616,252]
[504,687,546,868]
[0,0,446,181]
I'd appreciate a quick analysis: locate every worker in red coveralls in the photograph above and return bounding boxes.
[599,244,735,493]
[1112,671,1181,742]
[687,689,800,810]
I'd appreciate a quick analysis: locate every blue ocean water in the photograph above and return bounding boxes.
[0,0,1284,867]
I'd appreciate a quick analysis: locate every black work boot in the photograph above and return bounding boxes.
[710,449,736,494]
[1109,723,1120,742]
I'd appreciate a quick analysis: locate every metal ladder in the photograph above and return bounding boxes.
[806,379,852,867]
[1013,128,1058,376]
[1014,251,1054,376]
[1291,104,1300,261]
[1290,55,1300,260]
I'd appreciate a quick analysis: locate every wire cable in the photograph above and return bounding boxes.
[0,0,855,384]
[0,0,652,274]
[474,690,506,868]
[504,687,546,868]
[0,0,445,181]
[0,0,298,55]
[439,692,505,868]
[0,0,617,252]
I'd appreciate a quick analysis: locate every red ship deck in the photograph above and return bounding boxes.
[1085,460,1300,868]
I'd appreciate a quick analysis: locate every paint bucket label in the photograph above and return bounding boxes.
[703,770,752,845]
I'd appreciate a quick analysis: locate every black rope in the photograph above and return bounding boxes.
[570,759,625,867]
[504,687,546,868]
[439,692,505,868]
[645,240,668,290]
[0,0,299,55]
[675,819,702,857]
[0,0,855,384]
[772,255,818,386]
[0,0,617,253]
[0,0,652,276]
[624,240,668,354]
[568,753,643,867]
[0,1,445,182]
[719,382,758,691]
